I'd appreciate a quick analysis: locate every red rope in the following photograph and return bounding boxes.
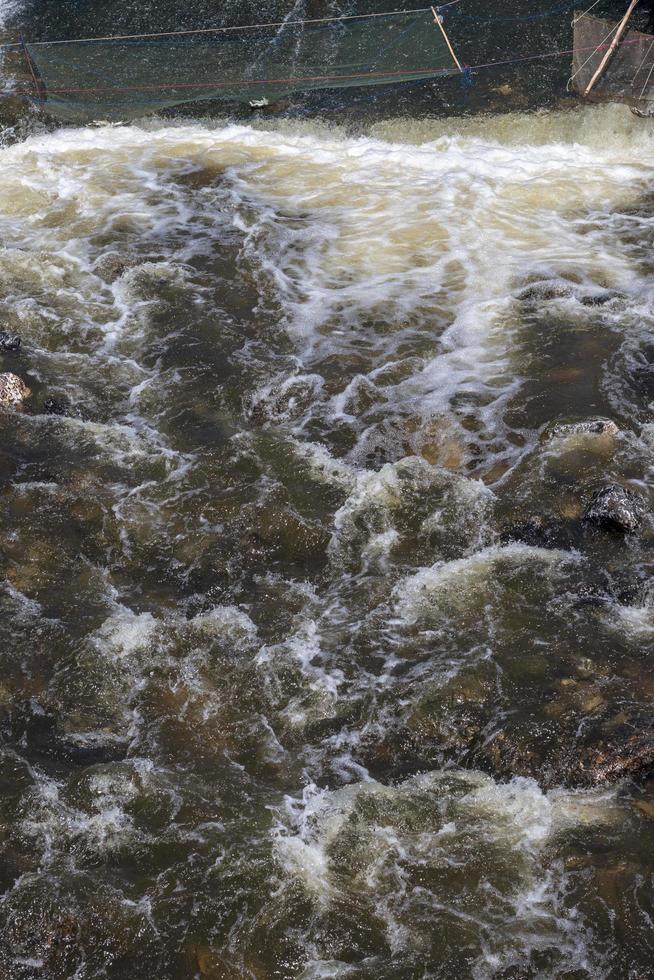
[10,66,458,97]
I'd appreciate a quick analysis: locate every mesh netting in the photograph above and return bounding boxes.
[23,11,459,122]
[572,12,654,107]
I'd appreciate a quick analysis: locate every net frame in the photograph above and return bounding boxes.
[572,11,654,107]
[20,10,462,122]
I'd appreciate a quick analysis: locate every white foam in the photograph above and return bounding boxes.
[0,111,650,476]
[91,604,257,662]
[276,770,623,977]
[90,609,158,659]
[19,760,166,864]
[395,542,578,624]
[329,456,492,566]
[605,602,654,637]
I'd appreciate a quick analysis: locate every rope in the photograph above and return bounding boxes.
[636,38,654,97]
[0,0,613,50]
[567,17,619,89]
[7,7,437,48]
[572,0,604,24]
[7,65,458,96]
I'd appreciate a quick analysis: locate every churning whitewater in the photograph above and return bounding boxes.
[1,10,654,973]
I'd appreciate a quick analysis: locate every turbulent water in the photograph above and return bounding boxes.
[1,2,654,979]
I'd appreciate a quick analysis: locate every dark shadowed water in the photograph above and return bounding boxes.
[0,2,654,979]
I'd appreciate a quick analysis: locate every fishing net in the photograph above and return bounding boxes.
[22,10,460,122]
[572,12,654,108]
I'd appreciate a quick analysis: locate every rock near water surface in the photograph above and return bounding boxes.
[0,330,21,352]
[43,397,69,417]
[583,484,647,534]
[545,418,619,441]
[0,372,31,408]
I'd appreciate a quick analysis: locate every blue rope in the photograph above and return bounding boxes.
[460,64,474,97]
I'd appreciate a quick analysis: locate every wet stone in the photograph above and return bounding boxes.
[581,731,654,786]
[583,484,647,534]
[544,417,620,441]
[244,506,330,566]
[398,652,654,791]
[404,415,465,470]
[42,397,71,417]
[191,946,269,979]
[0,373,30,409]
[573,586,612,609]
[0,331,21,353]
[517,279,573,302]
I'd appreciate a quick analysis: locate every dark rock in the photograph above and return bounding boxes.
[370,666,654,790]
[583,484,647,534]
[59,731,130,765]
[43,397,70,417]
[0,331,21,352]
[633,798,654,820]
[579,291,621,307]
[3,700,128,767]
[499,516,580,550]
[517,281,572,302]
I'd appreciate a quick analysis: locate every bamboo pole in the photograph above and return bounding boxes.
[431,6,463,72]
[583,0,639,96]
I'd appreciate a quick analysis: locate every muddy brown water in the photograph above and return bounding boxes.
[0,2,654,978]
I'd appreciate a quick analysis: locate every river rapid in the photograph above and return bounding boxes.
[1,2,654,979]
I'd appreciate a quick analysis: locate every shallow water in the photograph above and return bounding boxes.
[1,2,654,979]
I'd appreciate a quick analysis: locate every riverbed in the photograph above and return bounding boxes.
[0,2,653,978]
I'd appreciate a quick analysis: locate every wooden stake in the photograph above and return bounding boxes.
[583,0,639,96]
[19,35,45,106]
[431,6,463,73]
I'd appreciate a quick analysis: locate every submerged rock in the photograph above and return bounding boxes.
[59,731,130,765]
[633,797,654,821]
[499,515,580,550]
[500,517,552,548]
[582,732,654,786]
[4,700,128,767]
[0,330,21,352]
[404,415,465,471]
[583,484,647,534]
[0,372,31,409]
[500,484,648,552]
